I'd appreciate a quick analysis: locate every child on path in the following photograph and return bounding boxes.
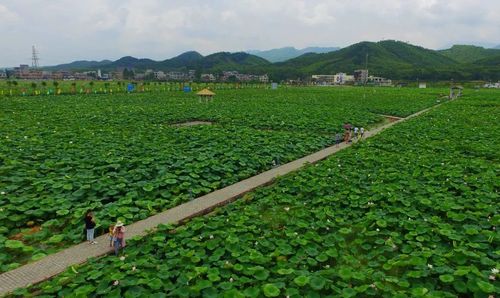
[113,221,126,256]
[108,224,115,247]
[354,127,359,140]
[360,127,365,139]
[335,133,342,147]
[84,210,97,244]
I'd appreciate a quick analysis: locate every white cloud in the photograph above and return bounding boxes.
[0,0,499,66]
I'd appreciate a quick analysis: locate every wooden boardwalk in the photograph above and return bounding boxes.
[0,104,439,296]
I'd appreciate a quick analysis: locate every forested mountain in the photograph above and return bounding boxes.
[43,40,500,81]
[439,45,500,63]
[247,46,339,62]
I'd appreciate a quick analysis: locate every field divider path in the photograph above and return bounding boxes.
[0,102,441,296]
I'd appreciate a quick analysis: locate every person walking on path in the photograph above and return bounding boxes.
[108,224,115,247]
[113,221,126,256]
[84,210,97,244]
[354,127,359,140]
[360,127,365,139]
[335,133,342,147]
[344,129,352,143]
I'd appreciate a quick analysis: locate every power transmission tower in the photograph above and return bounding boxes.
[32,45,40,68]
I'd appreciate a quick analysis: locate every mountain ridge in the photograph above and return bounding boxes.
[247,46,339,62]
[40,40,500,81]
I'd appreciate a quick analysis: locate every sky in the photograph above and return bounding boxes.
[1,0,500,67]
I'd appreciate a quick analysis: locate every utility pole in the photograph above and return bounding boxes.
[32,45,40,69]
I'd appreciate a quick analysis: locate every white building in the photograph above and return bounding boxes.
[368,76,392,87]
[483,82,500,88]
[259,74,269,83]
[201,73,216,82]
[312,75,336,85]
[334,73,348,84]
[419,83,427,89]
[154,71,167,80]
[0,70,6,79]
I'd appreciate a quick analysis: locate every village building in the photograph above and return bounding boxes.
[201,73,217,82]
[368,76,392,87]
[154,71,167,80]
[354,69,369,84]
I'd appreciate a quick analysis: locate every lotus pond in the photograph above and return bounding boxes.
[0,87,441,272]
[7,89,498,297]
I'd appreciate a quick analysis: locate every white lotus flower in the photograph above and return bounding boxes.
[427,264,433,269]
[1,192,5,195]
[113,280,119,286]
[324,265,330,269]
[255,241,258,246]
[492,268,499,274]
[489,275,496,281]
[209,235,214,239]
[370,283,376,288]
[284,207,290,211]
[229,278,234,282]
[119,256,125,261]
[69,141,73,144]
[132,266,136,271]
[376,228,380,232]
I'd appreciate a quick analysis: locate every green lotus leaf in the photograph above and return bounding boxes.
[262,284,280,297]
[5,240,25,249]
[293,275,310,287]
[277,268,294,275]
[476,280,495,293]
[309,276,326,290]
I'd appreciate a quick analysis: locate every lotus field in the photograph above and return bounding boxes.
[3,87,498,297]
[6,88,497,297]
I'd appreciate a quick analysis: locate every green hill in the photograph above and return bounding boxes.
[42,40,500,81]
[247,46,339,62]
[439,45,500,63]
[273,40,459,80]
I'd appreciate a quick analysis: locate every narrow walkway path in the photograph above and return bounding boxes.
[0,104,440,296]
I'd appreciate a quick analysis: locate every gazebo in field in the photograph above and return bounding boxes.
[449,86,463,99]
[197,88,215,103]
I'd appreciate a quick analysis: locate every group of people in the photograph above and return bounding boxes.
[334,124,365,146]
[84,210,126,256]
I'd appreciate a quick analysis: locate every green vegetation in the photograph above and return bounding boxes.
[0,87,440,272]
[0,81,269,97]
[38,40,500,81]
[272,41,500,81]
[13,89,498,297]
[439,45,500,64]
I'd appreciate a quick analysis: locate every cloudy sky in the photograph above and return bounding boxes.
[1,0,499,67]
